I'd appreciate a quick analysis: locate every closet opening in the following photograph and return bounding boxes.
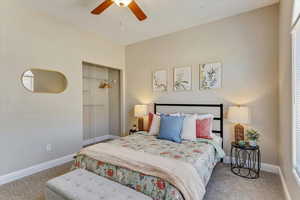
[82,62,121,146]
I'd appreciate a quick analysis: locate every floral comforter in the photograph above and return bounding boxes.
[72,133,224,200]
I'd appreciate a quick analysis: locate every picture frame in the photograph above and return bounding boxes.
[199,62,222,90]
[173,66,192,91]
[153,69,168,92]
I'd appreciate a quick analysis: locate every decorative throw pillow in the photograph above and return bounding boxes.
[198,114,214,133]
[148,114,160,135]
[197,114,214,120]
[158,115,185,143]
[196,118,213,139]
[147,112,179,134]
[146,112,154,131]
[181,114,197,141]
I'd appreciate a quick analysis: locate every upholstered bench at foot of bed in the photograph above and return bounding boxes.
[45,169,152,200]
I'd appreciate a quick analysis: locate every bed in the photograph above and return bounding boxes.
[72,104,225,200]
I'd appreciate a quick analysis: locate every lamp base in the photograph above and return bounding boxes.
[138,117,144,131]
[234,124,244,142]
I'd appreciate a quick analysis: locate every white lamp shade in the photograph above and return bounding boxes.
[227,106,250,124]
[134,105,148,117]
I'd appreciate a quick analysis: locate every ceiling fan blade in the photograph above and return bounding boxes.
[91,0,114,15]
[128,1,147,21]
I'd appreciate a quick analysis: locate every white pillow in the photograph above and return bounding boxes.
[157,112,181,116]
[169,113,181,116]
[181,114,197,141]
[181,113,192,116]
[148,114,161,135]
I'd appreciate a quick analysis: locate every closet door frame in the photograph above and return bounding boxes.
[82,61,126,143]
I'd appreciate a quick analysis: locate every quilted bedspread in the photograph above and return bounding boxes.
[72,133,224,200]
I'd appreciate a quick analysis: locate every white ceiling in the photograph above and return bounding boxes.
[23,0,279,45]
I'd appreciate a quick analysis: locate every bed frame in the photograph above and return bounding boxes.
[154,103,224,149]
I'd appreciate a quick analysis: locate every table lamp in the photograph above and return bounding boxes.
[228,106,250,142]
[134,105,148,131]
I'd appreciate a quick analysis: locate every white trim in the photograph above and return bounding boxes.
[83,135,120,146]
[279,168,292,200]
[81,61,126,136]
[260,163,280,174]
[291,7,300,191]
[293,168,300,187]
[0,152,291,200]
[120,68,126,136]
[0,154,75,186]
[0,135,120,186]
[224,156,280,174]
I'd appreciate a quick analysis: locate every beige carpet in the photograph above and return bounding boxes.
[0,163,285,200]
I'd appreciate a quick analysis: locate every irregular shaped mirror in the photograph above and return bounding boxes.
[21,69,67,93]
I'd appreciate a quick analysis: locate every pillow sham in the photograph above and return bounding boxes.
[181,114,197,141]
[197,113,214,120]
[146,112,154,131]
[198,114,214,134]
[158,115,185,143]
[196,116,213,139]
[148,114,160,135]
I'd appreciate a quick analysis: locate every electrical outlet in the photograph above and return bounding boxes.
[46,144,52,152]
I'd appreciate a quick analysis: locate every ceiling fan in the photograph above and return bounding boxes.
[91,0,147,21]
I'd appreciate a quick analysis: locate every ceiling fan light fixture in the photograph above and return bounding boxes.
[91,0,147,21]
[113,0,133,7]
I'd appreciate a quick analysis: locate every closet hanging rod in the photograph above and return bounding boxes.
[83,76,108,81]
[83,104,105,107]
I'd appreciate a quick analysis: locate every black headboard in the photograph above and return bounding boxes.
[154,103,224,148]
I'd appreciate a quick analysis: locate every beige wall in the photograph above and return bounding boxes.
[279,0,300,199]
[126,5,279,165]
[0,0,125,176]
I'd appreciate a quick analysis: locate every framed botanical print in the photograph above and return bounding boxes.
[199,62,222,90]
[153,70,167,92]
[173,66,192,91]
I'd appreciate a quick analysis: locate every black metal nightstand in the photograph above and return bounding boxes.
[128,129,137,135]
[230,142,261,179]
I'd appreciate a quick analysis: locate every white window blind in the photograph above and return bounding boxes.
[293,18,300,177]
[293,0,300,25]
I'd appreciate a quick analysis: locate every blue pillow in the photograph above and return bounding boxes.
[158,115,185,143]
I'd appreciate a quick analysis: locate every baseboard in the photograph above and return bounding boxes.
[224,155,292,199]
[0,151,291,200]
[224,156,280,174]
[279,168,292,200]
[0,135,120,186]
[261,162,280,174]
[0,153,75,186]
[83,135,120,146]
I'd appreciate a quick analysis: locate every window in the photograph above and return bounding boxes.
[293,0,300,25]
[292,0,300,182]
